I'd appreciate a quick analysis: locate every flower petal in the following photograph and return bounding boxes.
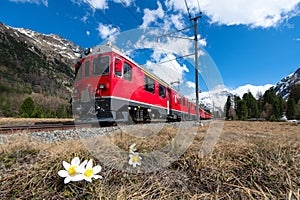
[76,165,85,174]
[62,161,70,170]
[93,175,103,180]
[64,176,72,184]
[72,174,85,182]
[86,159,93,169]
[93,165,102,174]
[58,170,68,177]
[86,177,93,182]
[80,159,88,168]
[71,157,80,166]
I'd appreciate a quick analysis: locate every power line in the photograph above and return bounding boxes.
[119,0,142,25]
[85,0,116,28]
[184,0,192,19]
[196,0,202,17]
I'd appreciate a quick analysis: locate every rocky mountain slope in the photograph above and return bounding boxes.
[0,22,82,98]
[273,68,300,99]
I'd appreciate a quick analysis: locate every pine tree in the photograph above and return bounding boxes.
[236,100,248,120]
[243,92,260,119]
[262,88,282,120]
[225,96,232,120]
[286,98,296,119]
[19,97,35,118]
[289,84,300,103]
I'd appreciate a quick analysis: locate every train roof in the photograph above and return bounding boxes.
[80,43,182,93]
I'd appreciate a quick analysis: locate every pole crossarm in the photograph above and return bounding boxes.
[156,25,194,42]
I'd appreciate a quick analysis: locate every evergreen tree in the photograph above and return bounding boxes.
[262,88,282,120]
[289,84,300,103]
[286,98,296,119]
[243,92,259,118]
[278,96,286,117]
[19,97,35,118]
[236,100,248,120]
[272,99,281,119]
[225,96,232,119]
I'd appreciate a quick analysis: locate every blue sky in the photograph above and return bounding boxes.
[1,0,300,97]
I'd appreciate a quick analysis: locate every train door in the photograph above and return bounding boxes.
[166,88,172,115]
[188,102,191,120]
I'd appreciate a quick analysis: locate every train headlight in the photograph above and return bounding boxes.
[99,84,106,89]
[99,83,109,89]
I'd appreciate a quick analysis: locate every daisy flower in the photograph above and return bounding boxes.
[58,157,86,184]
[128,152,142,168]
[80,159,103,182]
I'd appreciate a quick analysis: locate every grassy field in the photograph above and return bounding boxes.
[0,121,299,199]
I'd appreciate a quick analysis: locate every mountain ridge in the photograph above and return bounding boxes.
[0,21,82,95]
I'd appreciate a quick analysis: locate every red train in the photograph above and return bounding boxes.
[72,43,212,125]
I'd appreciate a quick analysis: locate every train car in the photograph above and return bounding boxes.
[72,43,212,125]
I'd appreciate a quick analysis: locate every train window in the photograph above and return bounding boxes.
[114,58,122,77]
[75,65,82,81]
[84,60,90,78]
[124,62,132,81]
[92,56,110,76]
[144,75,155,94]
[177,95,182,105]
[159,84,165,98]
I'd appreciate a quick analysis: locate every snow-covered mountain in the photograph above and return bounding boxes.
[1,22,82,63]
[199,84,274,116]
[273,68,300,99]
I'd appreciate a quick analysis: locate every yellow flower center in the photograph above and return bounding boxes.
[132,155,139,163]
[68,165,77,176]
[84,168,93,178]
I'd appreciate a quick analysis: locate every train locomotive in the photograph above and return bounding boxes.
[72,43,212,126]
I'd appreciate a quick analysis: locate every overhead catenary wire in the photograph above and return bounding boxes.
[184,0,192,19]
[119,0,143,25]
[118,0,183,84]
[83,1,188,85]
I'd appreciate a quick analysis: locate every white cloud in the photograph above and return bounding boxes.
[166,0,300,28]
[86,30,90,36]
[97,23,119,40]
[9,0,48,6]
[199,38,207,47]
[186,81,195,89]
[85,0,108,10]
[140,1,165,29]
[113,0,135,7]
[81,13,89,23]
[170,14,185,30]
[295,38,300,41]
[145,53,189,85]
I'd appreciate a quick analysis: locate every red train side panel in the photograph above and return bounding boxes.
[72,43,212,124]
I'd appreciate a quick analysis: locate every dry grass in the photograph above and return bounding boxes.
[0,117,73,126]
[0,121,299,199]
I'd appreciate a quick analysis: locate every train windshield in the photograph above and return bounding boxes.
[93,55,110,76]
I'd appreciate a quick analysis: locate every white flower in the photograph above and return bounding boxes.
[128,152,142,168]
[129,143,137,153]
[58,157,86,184]
[79,159,102,182]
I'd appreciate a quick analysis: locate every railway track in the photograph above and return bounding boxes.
[0,121,91,134]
